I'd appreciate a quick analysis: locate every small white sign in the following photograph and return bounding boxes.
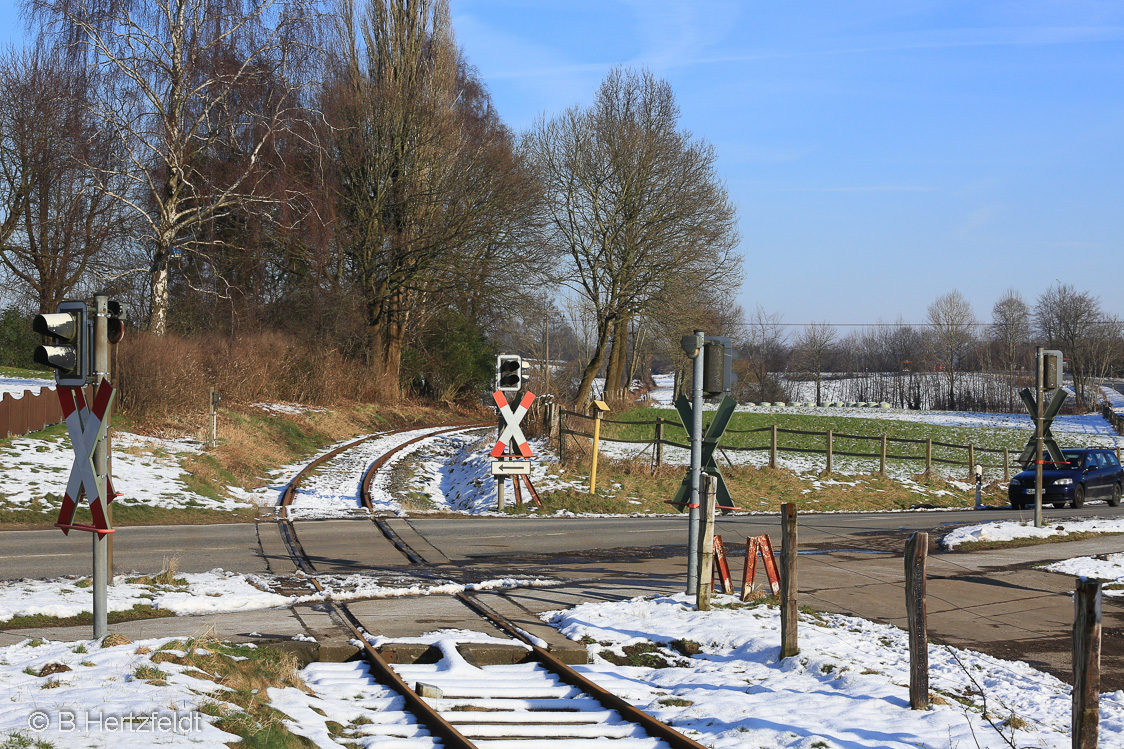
[491,460,531,476]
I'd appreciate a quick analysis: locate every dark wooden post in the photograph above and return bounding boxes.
[880,434,887,476]
[967,443,975,482]
[905,532,929,709]
[1073,578,1102,749]
[1004,448,1010,482]
[696,475,716,611]
[655,418,664,468]
[558,410,566,464]
[924,439,932,479]
[780,503,798,658]
[825,429,833,476]
[770,424,778,469]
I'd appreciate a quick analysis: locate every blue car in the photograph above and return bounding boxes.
[1008,447,1123,509]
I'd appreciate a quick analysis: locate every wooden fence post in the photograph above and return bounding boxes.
[1004,448,1010,483]
[1073,578,1102,749]
[905,531,929,710]
[780,503,798,658]
[770,424,778,469]
[655,418,664,469]
[880,434,887,476]
[825,429,833,476]
[967,443,975,482]
[924,439,932,479]
[696,475,716,611]
[558,410,566,464]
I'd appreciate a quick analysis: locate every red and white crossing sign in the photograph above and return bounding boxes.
[490,390,535,458]
[55,380,117,534]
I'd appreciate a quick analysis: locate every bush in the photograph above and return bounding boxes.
[403,310,497,401]
[0,307,42,370]
[114,330,398,419]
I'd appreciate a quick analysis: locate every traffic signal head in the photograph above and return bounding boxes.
[497,355,523,392]
[33,301,89,386]
[107,300,127,344]
[702,336,737,398]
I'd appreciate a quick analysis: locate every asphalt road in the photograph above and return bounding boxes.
[0,505,1121,689]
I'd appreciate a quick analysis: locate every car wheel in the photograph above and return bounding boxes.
[1072,485,1085,509]
[1109,483,1122,508]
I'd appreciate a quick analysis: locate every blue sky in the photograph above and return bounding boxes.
[2,1,1122,327]
[450,0,1124,326]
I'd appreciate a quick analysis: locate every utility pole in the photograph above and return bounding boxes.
[92,294,109,638]
[687,330,704,592]
[1035,346,1044,528]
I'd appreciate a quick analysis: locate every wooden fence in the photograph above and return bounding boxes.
[0,385,64,439]
[1103,404,1124,436]
[558,409,1020,481]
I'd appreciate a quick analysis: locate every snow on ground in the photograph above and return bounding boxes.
[0,636,237,746]
[0,374,52,398]
[403,431,598,514]
[545,592,1124,749]
[250,402,328,415]
[0,430,247,514]
[942,516,1124,549]
[0,569,556,623]
[6,593,1123,747]
[1043,553,1124,596]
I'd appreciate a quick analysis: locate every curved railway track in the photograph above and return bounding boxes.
[275,424,706,749]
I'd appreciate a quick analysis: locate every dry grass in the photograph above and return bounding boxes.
[533,452,993,515]
[114,330,407,421]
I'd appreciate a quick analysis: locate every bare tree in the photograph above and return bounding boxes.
[926,290,976,410]
[327,0,542,389]
[990,289,1030,412]
[27,0,317,333]
[525,66,741,406]
[737,305,789,402]
[794,322,836,406]
[1034,282,1118,410]
[0,44,133,313]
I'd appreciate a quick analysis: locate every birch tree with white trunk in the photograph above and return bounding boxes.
[26,0,316,333]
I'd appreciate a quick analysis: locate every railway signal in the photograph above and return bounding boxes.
[32,301,89,386]
[496,355,524,392]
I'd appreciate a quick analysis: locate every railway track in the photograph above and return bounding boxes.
[274,424,707,749]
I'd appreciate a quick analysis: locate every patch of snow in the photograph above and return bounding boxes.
[942,517,1124,549]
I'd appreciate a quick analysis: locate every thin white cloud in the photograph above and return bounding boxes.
[777,185,936,193]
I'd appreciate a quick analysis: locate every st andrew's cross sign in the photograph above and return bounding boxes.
[55,380,117,534]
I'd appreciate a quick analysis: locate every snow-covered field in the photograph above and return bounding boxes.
[623,375,1124,484]
[544,593,1124,749]
[0,373,52,398]
[0,430,248,514]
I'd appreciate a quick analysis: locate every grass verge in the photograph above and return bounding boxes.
[520,453,1003,515]
[0,604,174,631]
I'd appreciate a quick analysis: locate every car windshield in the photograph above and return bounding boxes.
[1062,450,1083,468]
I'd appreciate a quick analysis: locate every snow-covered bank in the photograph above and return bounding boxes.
[943,516,1124,549]
[545,592,1124,749]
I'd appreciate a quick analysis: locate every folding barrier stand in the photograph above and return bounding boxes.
[741,534,781,600]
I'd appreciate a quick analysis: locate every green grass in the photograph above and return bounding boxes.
[0,604,174,631]
[0,366,50,380]
[599,407,1051,475]
[523,453,1005,516]
[0,731,56,749]
[0,500,256,531]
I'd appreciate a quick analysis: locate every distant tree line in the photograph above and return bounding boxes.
[733,284,1123,413]
[0,0,743,405]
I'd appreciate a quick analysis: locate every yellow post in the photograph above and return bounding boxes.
[588,400,610,493]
